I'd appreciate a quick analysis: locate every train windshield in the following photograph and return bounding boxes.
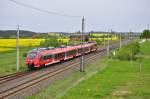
[28,52,37,59]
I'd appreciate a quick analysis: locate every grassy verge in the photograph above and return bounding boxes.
[27,41,150,99]
[61,41,150,99]
[27,55,109,99]
[140,41,150,55]
[103,59,150,99]
[0,47,34,76]
[62,59,150,99]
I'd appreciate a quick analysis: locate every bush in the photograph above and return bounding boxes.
[140,29,150,40]
[115,42,140,60]
[40,36,61,47]
[23,52,27,57]
[95,40,102,45]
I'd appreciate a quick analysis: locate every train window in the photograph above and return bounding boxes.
[47,54,53,59]
[54,54,57,59]
[62,53,65,57]
[43,55,47,60]
[67,50,76,56]
[78,47,89,53]
[40,54,53,61]
[78,48,82,53]
[47,55,50,59]
[40,55,45,61]
[58,53,65,58]
[28,52,37,59]
[84,47,89,51]
[54,53,65,59]
[57,54,60,58]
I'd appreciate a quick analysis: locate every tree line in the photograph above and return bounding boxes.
[140,29,150,40]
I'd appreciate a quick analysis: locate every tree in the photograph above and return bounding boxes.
[84,35,89,42]
[40,35,61,47]
[95,39,102,45]
[141,29,150,40]
[115,42,140,60]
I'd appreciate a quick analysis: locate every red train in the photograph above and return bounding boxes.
[25,42,97,70]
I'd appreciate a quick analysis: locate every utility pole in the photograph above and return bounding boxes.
[119,32,122,49]
[147,24,149,30]
[103,31,106,47]
[127,32,129,44]
[110,29,113,43]
[80,16,85,72]
[16,25,20,72]
[111,29,112,41]
[104,38,106,47]
[126,32,128,44]
[130,30,133,40]
[107,30,110,57]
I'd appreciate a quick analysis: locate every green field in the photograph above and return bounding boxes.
[0,47,33,75]
[0,36,118,75]
[62,41,150,99]
[0,38,70,76]
[28,53,109,99]
[0,43,104,76]
[28,41,150,99]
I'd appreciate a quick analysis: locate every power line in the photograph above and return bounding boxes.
[0,24,17,28]
[9,0,81,18]
[0,24,41,32]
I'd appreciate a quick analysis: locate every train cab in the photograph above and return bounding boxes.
[25,50,40,69]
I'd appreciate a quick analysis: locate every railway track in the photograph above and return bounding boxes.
[0,39,122,82]
[0,49,105,98]
[0,71,28,80]
[0,71,32,85]
[0,51,96,85]
[0,40,130,98]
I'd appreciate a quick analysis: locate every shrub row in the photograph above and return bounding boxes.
[115,42,140,60]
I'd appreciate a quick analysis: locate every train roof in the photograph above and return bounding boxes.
[28,42,96,55]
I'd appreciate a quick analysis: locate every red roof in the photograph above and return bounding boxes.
[37,43,95,55]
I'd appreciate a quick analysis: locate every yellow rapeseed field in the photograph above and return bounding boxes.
[90,33,108,36]
[0,36,117,52]
[89,36,118,41]
[0,39,45,52]
[0,39,44,47]
[58,38,70,43]
[0,38,70,52]
[89,33,119,41]
[0,48,15,52]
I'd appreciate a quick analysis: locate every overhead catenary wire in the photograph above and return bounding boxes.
[85,19,111,32]
[9,0,81,18]
[6,0,105,32]
[0,24,41,33]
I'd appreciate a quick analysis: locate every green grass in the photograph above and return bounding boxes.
[103,58,150,99]
[0,47,33,76]
[27,56,108,99]
[61,60,147,99]
[27,41,150,99]
[61,41,150,99]
[1,40,150,99]
[140,41,150,55]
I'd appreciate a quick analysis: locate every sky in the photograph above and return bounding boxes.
[0,0,150,32]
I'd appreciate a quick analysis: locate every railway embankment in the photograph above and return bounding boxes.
[29,41,150,99]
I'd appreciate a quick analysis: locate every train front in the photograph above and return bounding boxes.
[25,50,40,70]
